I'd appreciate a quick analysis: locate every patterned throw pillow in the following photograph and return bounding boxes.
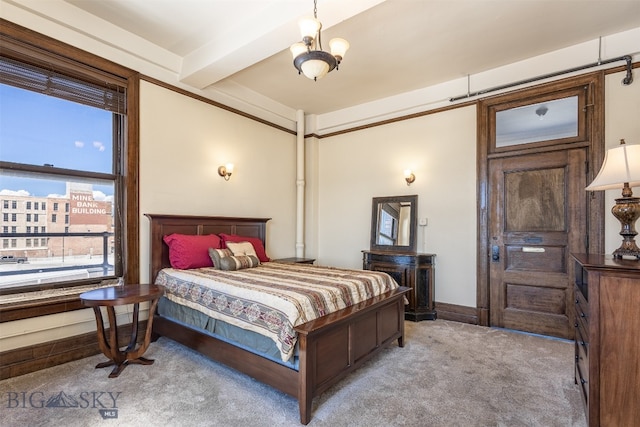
[220,255,260,271]
[209,247,260,271]
[208,248,233,269]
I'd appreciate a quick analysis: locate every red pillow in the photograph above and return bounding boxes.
[163,233,222,269]
[219,233,270,262]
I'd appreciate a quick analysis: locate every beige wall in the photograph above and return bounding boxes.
[315,106,478,307]
[138,81,299,283]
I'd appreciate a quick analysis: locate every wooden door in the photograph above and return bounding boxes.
[488,148,587,338]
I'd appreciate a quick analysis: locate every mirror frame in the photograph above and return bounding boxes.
[370,195,418,252]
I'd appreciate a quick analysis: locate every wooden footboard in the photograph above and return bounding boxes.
[296,286,409,424]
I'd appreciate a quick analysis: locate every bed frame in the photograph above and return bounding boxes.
[145,214,410,424]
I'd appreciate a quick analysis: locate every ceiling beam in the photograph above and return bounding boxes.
[179,0,386,89]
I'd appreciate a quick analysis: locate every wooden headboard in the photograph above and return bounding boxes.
[144,214,270,284]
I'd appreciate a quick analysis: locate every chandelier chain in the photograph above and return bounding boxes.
[313,0,318,19]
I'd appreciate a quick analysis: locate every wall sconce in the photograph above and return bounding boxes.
[586,139,640,259]
[404,169,415,186]
[218,163,234,181]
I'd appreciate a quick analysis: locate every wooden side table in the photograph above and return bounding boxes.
[271,257,316,265]
[80,284,164,378]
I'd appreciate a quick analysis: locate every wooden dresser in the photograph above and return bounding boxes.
[572,253,640,427]
[363,250,436,321]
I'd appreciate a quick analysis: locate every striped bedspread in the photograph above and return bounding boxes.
[154,262,399,361]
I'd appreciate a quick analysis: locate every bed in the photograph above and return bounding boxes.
[145,214,410,424]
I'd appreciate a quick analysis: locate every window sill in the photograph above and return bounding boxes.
[0,284,114,323]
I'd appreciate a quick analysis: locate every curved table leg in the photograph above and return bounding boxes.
[91,298,160,378]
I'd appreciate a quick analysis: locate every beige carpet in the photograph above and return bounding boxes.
[0,320,586,426]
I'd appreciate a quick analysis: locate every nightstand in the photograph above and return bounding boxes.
[271,257,316,265]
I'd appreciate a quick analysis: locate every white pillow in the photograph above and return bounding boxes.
[226,241,258,257]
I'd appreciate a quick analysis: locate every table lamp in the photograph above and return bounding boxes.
[586,139,640,259]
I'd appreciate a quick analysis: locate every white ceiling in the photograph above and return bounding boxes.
[4,0,640,121]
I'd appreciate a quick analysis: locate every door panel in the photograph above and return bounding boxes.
[489,149,587,339]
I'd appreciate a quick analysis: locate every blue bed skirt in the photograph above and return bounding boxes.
[157,296,299,370]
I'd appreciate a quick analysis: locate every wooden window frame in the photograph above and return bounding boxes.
[0,19,140,322]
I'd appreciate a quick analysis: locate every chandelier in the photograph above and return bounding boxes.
[290,0,349,81]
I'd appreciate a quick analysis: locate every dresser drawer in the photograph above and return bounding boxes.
[575,353,589,406]
[575,321,588,359]
[575,309,588,353]
[575,321,589,404]
[574,285,589,321]
[575,325,589,376]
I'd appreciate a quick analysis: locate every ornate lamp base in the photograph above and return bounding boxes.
[611,196,640,259]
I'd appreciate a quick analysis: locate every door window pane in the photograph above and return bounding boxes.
[496,96,578,147]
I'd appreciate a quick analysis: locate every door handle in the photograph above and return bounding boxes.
[491,245,500,262]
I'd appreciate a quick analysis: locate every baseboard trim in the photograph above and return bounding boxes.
[434,302,478,324]
[0,320,147,380]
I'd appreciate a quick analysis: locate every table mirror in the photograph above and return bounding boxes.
[370,195,417,252]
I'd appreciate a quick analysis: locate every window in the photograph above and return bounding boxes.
[0,22,139,302]
[2,200,7,209]
[52,214,57,223]
[26,214,31,222]
[11,200,16,209]
[2,226,6,233]
[26,226,31,233]
[495,96,579,148]
[2,213,7,222]
[26,238,31,247]
[11,213,16,222]
[11,226,16,233]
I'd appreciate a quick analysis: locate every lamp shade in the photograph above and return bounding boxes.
[586,142,640,191]
[329,38,350,59]
[290,42,307,59]
[300,59,330,80]
[298,17,321,40]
